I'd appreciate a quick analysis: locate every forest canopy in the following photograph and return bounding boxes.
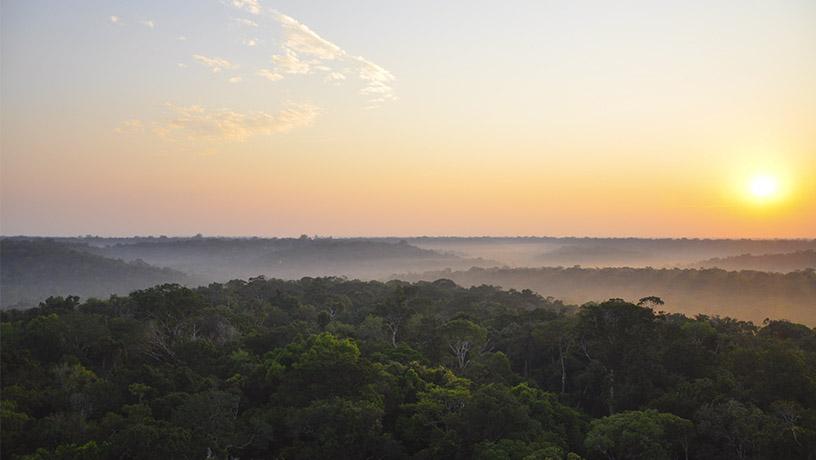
[2,277,815,459]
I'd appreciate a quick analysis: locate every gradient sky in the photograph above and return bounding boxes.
[2,0,815,237]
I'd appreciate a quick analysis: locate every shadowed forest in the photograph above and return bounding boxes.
[2,278,815,459]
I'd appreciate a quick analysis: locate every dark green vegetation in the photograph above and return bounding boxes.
[0,240,190,308]
[690,250,816,273]
[2,278,815,459]
[400,266,816,326]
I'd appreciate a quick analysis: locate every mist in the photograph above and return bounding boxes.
[3,235,814,324]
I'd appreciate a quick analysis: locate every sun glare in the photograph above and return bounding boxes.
[748,174,780,200]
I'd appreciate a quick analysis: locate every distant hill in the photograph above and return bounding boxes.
[395,266,816,325]
[689,250,816,272]
[537,244,646,266]
[87,237,490,281]
[0,239,191,308]
[397,236,816,267]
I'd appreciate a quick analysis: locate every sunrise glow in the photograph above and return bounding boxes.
[749,175,780,200]
[1,1,814,238]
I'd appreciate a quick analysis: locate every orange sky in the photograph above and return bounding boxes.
[1,0,814,237]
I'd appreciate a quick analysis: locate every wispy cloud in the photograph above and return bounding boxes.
[139,19,155,29]
[242,38,258,47]
[157,103,320,142]
[228,76,242,84]
[115,119,144,134]
[109,16,121,24]
[223,2,397,107]
[192,54,235,73]
[233,18,258,28]
[177,35,188,41]
[354,56,397,103]
[271,48,310,74]
[274,12,344,60]
[231,0,261,15]
[267,12,396,107]
[257,69,284,81]
[325,72,346,83]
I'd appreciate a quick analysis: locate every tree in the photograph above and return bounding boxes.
[440,319,488,370]
[285,398,400,459]
[585,410,692,460]
[637,296,665,310]
[574,299,660,414]
[276,333,372,404]
[454,384,538,447]
[695,400,773,460]
[377,285,416,347]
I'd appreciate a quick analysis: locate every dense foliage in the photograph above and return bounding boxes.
[2,278,815,459]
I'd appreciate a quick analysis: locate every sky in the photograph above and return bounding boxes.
[1,0,815,238]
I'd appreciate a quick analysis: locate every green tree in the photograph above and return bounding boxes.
[441,319,488,370]
[584,409,692,460]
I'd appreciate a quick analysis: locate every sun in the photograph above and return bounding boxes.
[748,174,780,200]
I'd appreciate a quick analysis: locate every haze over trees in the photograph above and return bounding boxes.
[401,237,816,268]
[398,266,816,326]
[689,250,816,273]
[0,240,190,308]
[0,237,489,308]
[2,278,814,459]
[4,236,816,325]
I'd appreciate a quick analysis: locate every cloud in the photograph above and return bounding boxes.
[228,76,242,83]
[223,7,397,107]
[115,119,144,134]
[274,12,344,60]
[353,56,397,102]
[140,19,155,29]
[231,0,261,15]
[177,35,188,41]
[267,12,396,107]
[192,54,235,73]
[325,72,346,83]
[109,16,121,24]
[242,38,258,47]
[271,48,310,74]
[178,63,188,68]
[233,18,258,27]
[257,69,284,81]
[158,103,320,142]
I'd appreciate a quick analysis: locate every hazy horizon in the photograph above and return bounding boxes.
[4,233,816,240]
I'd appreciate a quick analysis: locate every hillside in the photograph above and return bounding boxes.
[690,250,816,272]
[88,236,489,281]
[396,266,816,325]
[401,237,816,267]
[0,239,190,307]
